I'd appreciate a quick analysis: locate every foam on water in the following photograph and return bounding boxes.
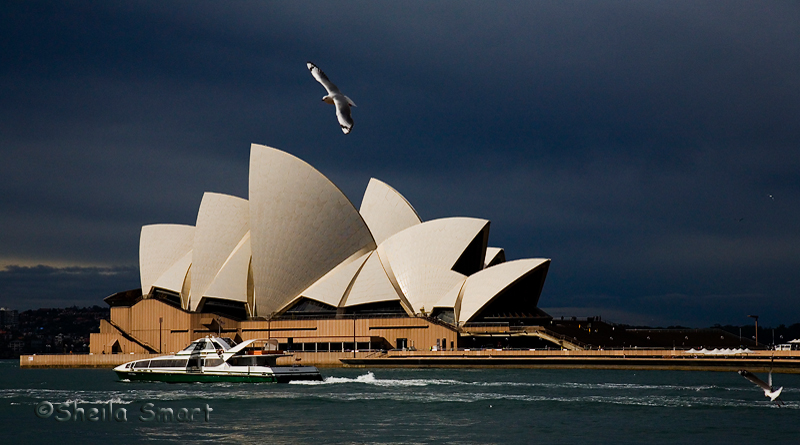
[291,372,725,394]
[290,371,462,387]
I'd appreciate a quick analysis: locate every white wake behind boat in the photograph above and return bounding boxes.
[114,336,322,383]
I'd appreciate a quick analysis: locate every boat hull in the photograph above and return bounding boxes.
[116,370,278,383]
[115,369,322,383]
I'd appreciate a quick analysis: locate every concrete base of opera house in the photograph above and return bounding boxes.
[339,349,800,373]
[20,351,377,369]
[20,349,800,373]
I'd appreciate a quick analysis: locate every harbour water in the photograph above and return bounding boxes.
[2,359,798,443]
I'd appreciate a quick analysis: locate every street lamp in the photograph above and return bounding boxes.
[748,315,759,346]
[353,315,357,358]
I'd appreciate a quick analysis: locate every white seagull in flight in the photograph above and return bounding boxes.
[738,369,784,406]
[307,62,356,134]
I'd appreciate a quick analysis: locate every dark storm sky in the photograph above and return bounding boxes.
[1,1,798,327]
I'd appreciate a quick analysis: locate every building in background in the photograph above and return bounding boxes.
[90,144,552,357]
[0,308,19,329]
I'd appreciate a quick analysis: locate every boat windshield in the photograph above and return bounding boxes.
[179,339,207,353]
[218,337,236,348]
[179,338,231,354]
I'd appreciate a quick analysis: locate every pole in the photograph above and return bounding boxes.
[159,317,163,353]
[748,315,759,346]
[353,315,357,358]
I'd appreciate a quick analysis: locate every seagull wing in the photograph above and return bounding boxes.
[739,370,771,391]
[333,96,354,134]
[307,62,340,95]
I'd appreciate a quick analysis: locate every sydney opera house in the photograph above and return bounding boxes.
[89,144,552,358]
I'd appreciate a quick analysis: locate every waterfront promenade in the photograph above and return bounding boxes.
[341,349,800,373]
[20,348,800,372]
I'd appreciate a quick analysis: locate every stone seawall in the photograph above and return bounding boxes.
[20,353,158,368]
[341,349,800,373]
[19,351,381,368]
[20,349,800,372]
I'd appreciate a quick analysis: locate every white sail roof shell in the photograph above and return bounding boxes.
[457,258,551,324]
[150,249,192,296]
[359,178,422,245]
[432,277,467,310]
[248,144,377,316]
[189,192,250,310]
[484,247,506,268]
[137,143,552,322]
[202,231,251,305]
[139,224,195,296]
[379,217,489,313]
[343,250,404,308]
[299,250,371,308]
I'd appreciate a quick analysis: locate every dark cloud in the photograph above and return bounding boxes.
[1,2,798,326]
[0,265,139,309]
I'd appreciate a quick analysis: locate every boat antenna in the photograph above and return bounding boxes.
[217,317,225,337]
